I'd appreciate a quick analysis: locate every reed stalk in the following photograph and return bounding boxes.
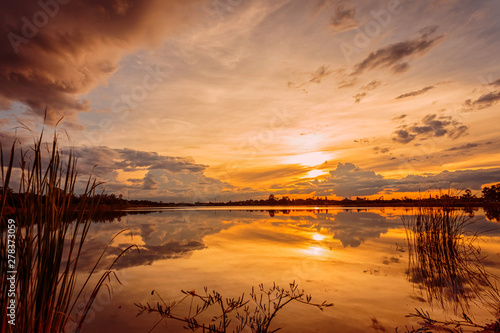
[403,203,500,314]
[0,129,125,332]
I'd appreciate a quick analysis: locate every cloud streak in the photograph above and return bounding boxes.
[392,114,468,144]
[352,27,443,75]
[353,79,381,103]
[463,91,500,111]
[330,2,358,32]
[395,86,434,99]
[288,65,334,91]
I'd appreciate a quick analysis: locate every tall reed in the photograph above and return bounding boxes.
[403,204,500,314]
[0,130,123,332]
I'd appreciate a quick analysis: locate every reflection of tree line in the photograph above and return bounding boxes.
[2,208,161,225]
[264,207,500,221]
[89,209,161,223]
[267,208,377,217]
[460,205,500,222]
[404,205,500,330]
[485,206,500,222]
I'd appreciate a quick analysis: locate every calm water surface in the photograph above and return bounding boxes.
[74,207,500,332]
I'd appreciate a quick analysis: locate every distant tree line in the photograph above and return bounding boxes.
[482,184,500,202]
[2,183,500,211]
[206,185,500,207]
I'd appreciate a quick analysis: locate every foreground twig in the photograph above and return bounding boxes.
[135,281,333,333]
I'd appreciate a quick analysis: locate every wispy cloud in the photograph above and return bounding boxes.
[312,0,358,32]
[463,90,500,111]
[395,86,434,99]
[309,65,335,84]
[353,92,367,104]
[392,114,407,121]
[490,78,500,86]
[445,141,494,152]
[353,80,382,103]
[373,147,390,154]
[352,27,443,75]
[330,2,358,32]
[288,65,334,91]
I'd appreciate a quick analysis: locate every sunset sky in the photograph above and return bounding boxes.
[1,0,500,202]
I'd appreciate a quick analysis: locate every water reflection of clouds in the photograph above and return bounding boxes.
[266,211,401,248]
[75,208,500,333]
[114,240,205,269]
[326,212,400,247]
[78,210,239,272]
[77,209,500,273]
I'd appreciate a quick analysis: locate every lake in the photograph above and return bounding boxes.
[72,207,500,332]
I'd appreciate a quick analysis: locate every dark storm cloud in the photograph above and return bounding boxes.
[0,0,204,125]
[352,27,443,75]
[395,86,434,99]
[392,114,468,144]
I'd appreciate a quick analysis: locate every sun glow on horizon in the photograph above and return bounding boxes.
[306,169,329,178]
[284,151,331,167]
[312,233,326,241]
[302,246,327,256]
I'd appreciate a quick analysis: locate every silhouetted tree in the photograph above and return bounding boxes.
[482,184,500,202]
[461,189,473,200]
